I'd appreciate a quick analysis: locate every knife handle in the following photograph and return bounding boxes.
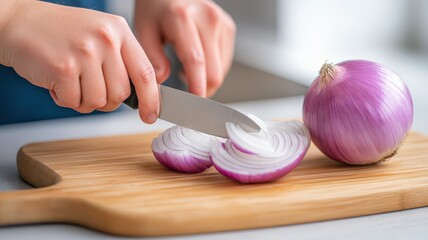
[123,80,139,109]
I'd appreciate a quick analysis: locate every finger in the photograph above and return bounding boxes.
[74,65,107,113]
[122,29,159,124]
[219,14,236,76]
[98,51,130,112]
[49,76,82,109]
[136,25,171,84]
[163,8,207,97]
[196,21,223,97]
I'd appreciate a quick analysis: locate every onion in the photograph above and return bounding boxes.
[303,60,413,165]
[151,126,216,173]
[151,115,311,183]
[211,120,311,183]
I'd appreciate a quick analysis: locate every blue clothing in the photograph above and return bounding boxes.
[43,0,106,12]
[0,0,106,125]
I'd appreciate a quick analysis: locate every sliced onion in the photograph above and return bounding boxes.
[211,119,311,183]
[151,126,216,173]
[151,115,311,183]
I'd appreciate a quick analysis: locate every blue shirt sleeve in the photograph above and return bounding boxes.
[43,0,106,11]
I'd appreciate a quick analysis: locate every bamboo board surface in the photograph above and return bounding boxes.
[0,131,428,236]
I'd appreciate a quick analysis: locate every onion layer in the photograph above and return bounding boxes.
[303,60,413,165]
[151,116,311,183]
[151,126,215,173]
[211,120,311,183]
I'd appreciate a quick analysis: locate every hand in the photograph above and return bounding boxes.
[0,0,159,123]
[134,0,236,97]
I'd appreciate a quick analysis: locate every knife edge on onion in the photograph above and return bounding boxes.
[151,114,311,183]
[151,59,414,183]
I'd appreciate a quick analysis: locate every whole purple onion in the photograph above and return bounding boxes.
[303,60,413,165]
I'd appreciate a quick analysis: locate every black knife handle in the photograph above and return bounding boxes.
[123,80,139,109]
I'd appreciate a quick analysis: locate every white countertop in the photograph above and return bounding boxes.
[1,95,428,240]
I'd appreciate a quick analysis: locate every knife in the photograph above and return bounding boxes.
[123,83,261,138]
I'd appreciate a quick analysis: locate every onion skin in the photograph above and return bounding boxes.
[303,60,413,165]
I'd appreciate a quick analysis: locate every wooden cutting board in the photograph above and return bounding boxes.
[1,131,428,236]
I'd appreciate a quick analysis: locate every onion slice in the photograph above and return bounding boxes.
[151,126,217,173]
[211,119,311,183]
[151,116,311,183]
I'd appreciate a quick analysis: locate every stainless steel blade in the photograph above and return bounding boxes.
[159,85,261,138]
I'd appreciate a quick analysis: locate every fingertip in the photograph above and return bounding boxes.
[207,63,224,95]
[146,112,158,124]
[207,87,219,98]
[136,87,160,124]
[140,111,158,124]
[154,60,171,84]
[187,73,207,97]
[189,84,207,98]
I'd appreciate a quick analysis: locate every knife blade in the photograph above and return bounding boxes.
[123,83,261,138]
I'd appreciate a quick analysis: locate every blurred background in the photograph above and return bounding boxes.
[109,0,428,130]
[108,0,428,97]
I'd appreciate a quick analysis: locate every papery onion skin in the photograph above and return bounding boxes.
[303,60,413,165]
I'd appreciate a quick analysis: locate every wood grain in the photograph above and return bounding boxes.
[1,131,428,236]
